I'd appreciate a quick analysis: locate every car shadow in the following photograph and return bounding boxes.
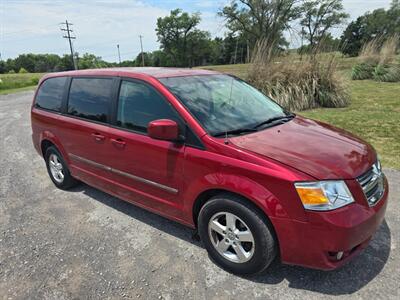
[68,183,391,296]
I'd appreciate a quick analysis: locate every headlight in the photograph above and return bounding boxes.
[295,181,354,211]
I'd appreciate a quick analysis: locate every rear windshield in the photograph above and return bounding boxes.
[35,77,67,112]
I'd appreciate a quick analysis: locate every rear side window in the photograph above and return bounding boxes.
[117,80,181,132]
[35,77,67,112]
[67,78,113,123]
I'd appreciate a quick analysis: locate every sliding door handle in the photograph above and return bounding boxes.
[91,133,105,141]
[111,138,126,147]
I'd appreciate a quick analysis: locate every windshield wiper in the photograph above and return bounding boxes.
[253,113,295,130]
[213,127,258,138]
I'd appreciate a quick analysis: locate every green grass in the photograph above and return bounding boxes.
[302,80,400,170]
[200,62,400,170]
[0,73,43,93]
[0,85,37,95]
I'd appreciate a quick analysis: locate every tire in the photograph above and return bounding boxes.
[45,146,78,190]
[198,193,277,275]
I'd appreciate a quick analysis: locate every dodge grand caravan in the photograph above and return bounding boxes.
[31,68,388,275]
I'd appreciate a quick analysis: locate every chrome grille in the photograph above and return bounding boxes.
[357,161,385,206]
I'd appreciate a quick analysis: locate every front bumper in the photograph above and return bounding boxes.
[272,176,389,270]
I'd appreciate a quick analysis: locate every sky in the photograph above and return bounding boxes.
[0,0,393,62]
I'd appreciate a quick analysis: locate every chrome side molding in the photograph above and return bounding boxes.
[69,153,179,194]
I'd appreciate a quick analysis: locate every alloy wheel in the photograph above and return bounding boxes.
[208,212,255,263]
[49,153,64,183]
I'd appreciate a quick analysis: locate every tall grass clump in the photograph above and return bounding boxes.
[247,39,350,111]
[352,35,400,82]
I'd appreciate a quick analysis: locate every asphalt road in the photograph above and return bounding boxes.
[0,91,399,299]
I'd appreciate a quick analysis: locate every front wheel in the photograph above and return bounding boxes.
[198,194,277,275]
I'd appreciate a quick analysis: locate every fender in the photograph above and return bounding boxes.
[39,130,70,166]
[182,172,293,226]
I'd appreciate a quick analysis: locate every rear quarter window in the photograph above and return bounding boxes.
[35,77,67,112]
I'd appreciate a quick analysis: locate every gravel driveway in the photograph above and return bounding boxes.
[0,91,399,299]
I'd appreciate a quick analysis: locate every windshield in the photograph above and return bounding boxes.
[159,75,287,136]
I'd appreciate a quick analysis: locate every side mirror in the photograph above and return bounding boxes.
[147,119,180,142]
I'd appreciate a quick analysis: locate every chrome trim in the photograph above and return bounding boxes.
[70,154,111,171]
[357,160,385,207]
[69,153,178,194]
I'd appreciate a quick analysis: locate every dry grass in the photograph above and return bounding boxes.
[352,35,400,82]
[379,35,399,65]
[247,39,350,111]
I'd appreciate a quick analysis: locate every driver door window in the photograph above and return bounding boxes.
[117,80,181,133]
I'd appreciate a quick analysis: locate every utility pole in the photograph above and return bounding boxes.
[300,26,304,61]
[246,40,250,63]
[233,37,239,64]
[117,44,121,64]
[60,20,77,70]
[139,35,145,67]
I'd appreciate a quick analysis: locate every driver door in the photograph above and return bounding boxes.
[105,78,186,218]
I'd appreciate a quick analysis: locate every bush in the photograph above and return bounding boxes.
[353,35,400,82]
[8,70,16,74]
[18,67,28,74]
[248,40,350,111]
[373,64,400,82]
[351,63,376,80]
[30,77,40,85]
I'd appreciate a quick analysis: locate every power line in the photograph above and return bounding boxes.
[60,20,77,70]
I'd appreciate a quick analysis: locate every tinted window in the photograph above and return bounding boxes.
[35,77,67,112]
[68,78,113,123]
[160,75,286,136]
[117,80,181,132]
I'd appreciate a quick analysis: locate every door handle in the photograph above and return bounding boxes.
[111,138,126,147]
[91,133,105,142]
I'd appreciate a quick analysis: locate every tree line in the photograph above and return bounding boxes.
[1,0,399,74]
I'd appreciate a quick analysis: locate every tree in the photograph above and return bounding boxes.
[134,52,153,66]
[300,0,348,52]
[298,33,340,54]
[151,50,171,67]
[156,9,207,67]
[0,61,7,73]
[341,5,400,56]
[58,54,75,71]
[219,0,302,50]
[77,53,111,69]
[14,54,36,73]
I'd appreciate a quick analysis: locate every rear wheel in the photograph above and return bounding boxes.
[198,194,277,275]
[45,146,78,190]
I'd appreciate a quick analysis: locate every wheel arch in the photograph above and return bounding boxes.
[40,139,55,157]
[192,188,277,235]
[192,188,281,258]
[39,131,69,165]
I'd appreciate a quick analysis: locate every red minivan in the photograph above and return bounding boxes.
[31,68,388,275]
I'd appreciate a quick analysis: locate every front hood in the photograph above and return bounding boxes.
[230,116,376,179]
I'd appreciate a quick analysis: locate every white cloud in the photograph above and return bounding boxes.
[1,0,169,61]
[0,0,394,61]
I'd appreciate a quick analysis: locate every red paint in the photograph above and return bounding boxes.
[31,68,389,270]
[230,116,376,179]
[147,119,179,141]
